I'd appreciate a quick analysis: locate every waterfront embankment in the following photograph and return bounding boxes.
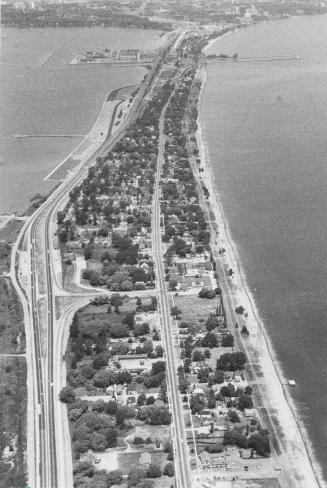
[0,26,164,214]
[44,85,137,182]
[195,64,324,488]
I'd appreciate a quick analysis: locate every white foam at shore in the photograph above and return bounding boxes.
[196,60,325,487]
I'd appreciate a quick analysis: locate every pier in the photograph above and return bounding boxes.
[208,55,301,63]
[13,134,85,139]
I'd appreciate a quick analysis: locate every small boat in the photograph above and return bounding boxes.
[288,379,296,386]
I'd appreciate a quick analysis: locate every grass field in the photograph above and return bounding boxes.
[0,220,23,274]
[0,278,25,355]
[0,356,27,488]
[174,295,219,326]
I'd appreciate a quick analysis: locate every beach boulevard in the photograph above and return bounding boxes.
[195,64,322,488]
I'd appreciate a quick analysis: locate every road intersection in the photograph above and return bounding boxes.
[10,34,194,488]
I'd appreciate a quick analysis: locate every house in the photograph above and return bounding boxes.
[140,262,150,273]
[196,426,211,436]
[244,408,256,418]
[154,398,165,408]
[199,451,211,464]
[201,409,214,419]
[193,387,204,396]
[127,395,137,405]
[216,406,229,416]
[135,281,146,290]
[114,354,152,373]
[135,315,144,326]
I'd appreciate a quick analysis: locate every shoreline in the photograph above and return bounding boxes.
[44,84,138,183]
[196,62,325,487]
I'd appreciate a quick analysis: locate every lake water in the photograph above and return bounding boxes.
[0,26,164,214]
[203,15,327,484]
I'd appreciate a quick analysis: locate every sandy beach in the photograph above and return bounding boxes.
[195,64,325,488]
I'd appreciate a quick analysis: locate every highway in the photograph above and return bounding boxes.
[10,40,174,488]
[9,30,196,488]
[152,104,192,488]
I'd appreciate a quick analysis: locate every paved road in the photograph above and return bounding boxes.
[10,52,169,488]
[152,104,192,488]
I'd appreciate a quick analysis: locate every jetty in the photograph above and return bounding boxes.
[13,134,85,139]
[208,55,300,63]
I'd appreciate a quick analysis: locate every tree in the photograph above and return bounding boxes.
[73,460,94,477]
[135,481,154,488]
[235,306,245,314]
[128,467,146,487]
[81,365,96,379]
[146,407,171,425]
[121,280,134,291]
[216,352,247,371]
[241,325,249,336]
[205,316,219,331]
[107,470,123,487]
[123,311,136,328]
[155,345,164,357]
[220,383,236,398]
[91,433,107,452]
[137,393,147,407]
[116,405,135,427]
[223,428,248,449]
[238,395,253,411]
[84,247,93,260]
[228,410,240,423]
[222,334,234,347]
[93,352,110,370]
[133,436,145,445]
[204,349,211,359]
[111,341,129,355]
[70,314,79,337]
[248,431,271,457]
[197,367,210,383]
[171,306,182,319]
[91,400,106,413]
[134,323,150,336]
[146,396,155,405]
[59,386,76,403]
[208,369,225,386]
[202,332,218,348]
[151,361,166,375]
[110,293,124,308]
[169,279,178,291]
[109,323,130,338]
[199,288,216,299]
[163,463,174,477]
[57,210,66,224]
[146,465,162,478]
[205,388,215,409]
[143,339,153,355]
[190,395,205,414]
[192,350,204,362]
[106,401,118,415]
[204,444,224,453]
